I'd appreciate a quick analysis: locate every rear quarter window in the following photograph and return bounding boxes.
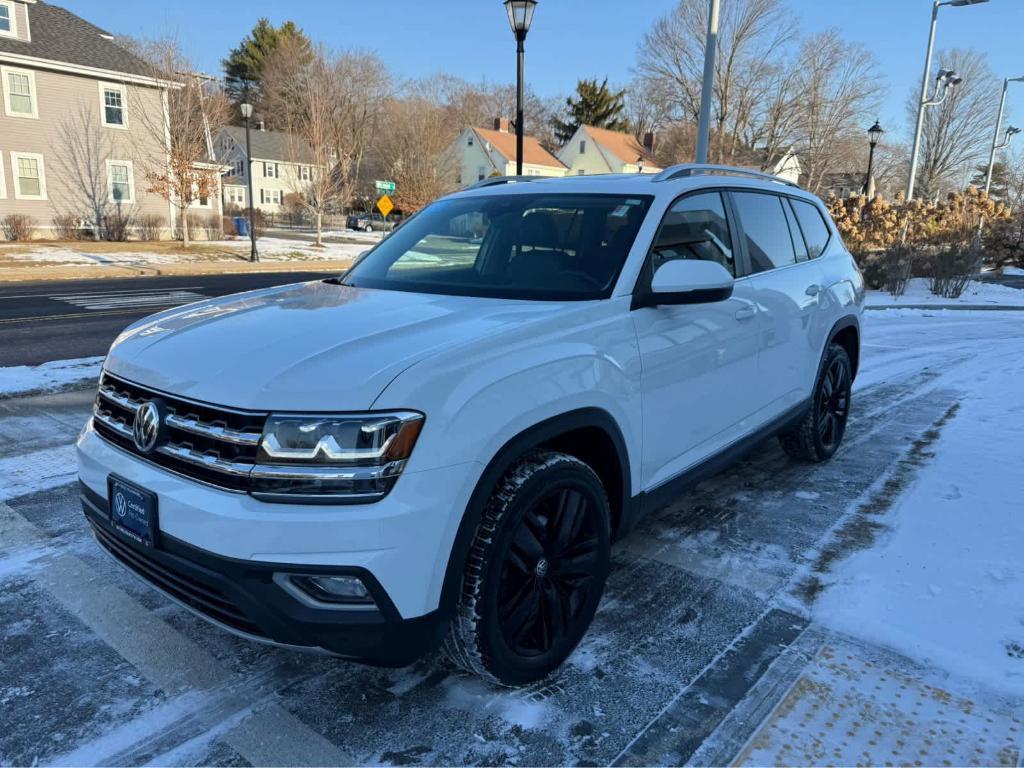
[791,199,831,259]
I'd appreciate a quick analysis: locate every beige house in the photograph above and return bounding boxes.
[216,125,320,213]
[0,0,214,237]
[557,125,662,176]
[451,119,566,186]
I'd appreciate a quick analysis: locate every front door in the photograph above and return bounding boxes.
[632,191,762,492]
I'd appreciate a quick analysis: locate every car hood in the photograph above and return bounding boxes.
[104,280,569,411]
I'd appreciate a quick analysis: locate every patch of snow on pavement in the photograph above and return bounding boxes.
[815,342,1024,696]
[866,277,1024,307]
[0,444,78,501]
[0,356,102,398]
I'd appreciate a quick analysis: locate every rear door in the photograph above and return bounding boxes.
[631,190,762,491]
[729,190,825,417]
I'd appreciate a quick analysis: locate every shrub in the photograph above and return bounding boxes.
[103,208,133,242]
[2,214,38,241]
[198,213,223,240]
[929,242,982,299]
[222,216,238,237]
[252,208,267,238]
[52,214,85,241]
[137,214,165,241]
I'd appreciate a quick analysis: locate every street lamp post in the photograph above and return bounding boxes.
[863,120,884,197]
[695,0,720,164]
[905,0,989,202]
[984,76,1024,196]
[239,101,259,263]
[504,0,537,177]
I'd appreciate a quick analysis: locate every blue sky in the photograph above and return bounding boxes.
[62,0,1024,143]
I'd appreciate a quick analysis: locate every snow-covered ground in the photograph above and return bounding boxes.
[1,307,1023,765]
[0,356,103,398]
[0,234,378,268]
[866,276,1024,306]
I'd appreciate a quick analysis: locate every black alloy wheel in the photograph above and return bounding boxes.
[818,354,851,452]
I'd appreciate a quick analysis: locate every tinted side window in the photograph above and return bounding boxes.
[732,192,796,273]
[651,192,735,276]
[791,199,831,259]
[782,199,808,262]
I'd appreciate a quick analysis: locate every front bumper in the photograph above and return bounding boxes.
[76,418,483,663]
[82,484,442,664]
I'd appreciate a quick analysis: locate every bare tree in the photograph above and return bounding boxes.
[53,104,115,240]
[793,30,884,195]
[636,0,797,164]
[132,39,229,247]
[374,94,458,213]
[909,48,1000,199]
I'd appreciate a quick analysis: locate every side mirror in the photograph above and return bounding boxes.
[641,259,734,307]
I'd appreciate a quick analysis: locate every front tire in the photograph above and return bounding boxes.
[444,450,611,686]
[779,342,853,462]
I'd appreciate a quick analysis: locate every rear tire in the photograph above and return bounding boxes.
[779,342,852,462]
[444,450,611,686]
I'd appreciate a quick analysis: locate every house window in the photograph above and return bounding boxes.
[477,166,486,182]
[467,136,474,147]
[233,159,245,177]
[263,162,279,178]
[300,166,311,181]
[222,136,234,153]
[0,2,13,36]
[3,67,37,118]
[99,83,127,128]
[11,152,46,199]
[227,187,245,205]
[578,169,586,176]
[580,140,586,154]
[107,160,134,204]
[0,153,6,199]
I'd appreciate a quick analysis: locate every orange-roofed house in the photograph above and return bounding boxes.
[451,119,566,187]
[556,125,662,177]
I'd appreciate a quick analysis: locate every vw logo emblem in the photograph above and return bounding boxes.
[113,492,128,518]
[132,400,164,454]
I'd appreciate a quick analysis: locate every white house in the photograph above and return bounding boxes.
[743,148,802,184]
[556,125,662,176]
[215,125,320,213]
[451,119,566,186]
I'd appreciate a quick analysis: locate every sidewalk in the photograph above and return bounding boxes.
[0,258,353,283]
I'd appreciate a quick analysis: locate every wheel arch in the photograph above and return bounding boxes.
[825,315,860,380]
[437,407,631,619]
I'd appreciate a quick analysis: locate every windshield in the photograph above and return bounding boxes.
[342,193,653,300]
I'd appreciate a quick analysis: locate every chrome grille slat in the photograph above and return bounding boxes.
[155,443,255,477]
[164,413,262,446]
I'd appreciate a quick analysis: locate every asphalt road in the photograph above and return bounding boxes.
[0,271,342,367]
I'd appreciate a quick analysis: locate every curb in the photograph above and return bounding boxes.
[866,304,1024,311]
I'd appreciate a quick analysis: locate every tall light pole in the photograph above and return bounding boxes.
[864,120,884,197]
[905,0,989,201]
[504,0,537,176]
[695,0,720,164]
[984,76,1024,195]
[239,100,259,263]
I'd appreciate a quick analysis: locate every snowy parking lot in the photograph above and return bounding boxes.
[1,307,1022,766]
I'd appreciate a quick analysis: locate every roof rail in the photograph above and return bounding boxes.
[652,163,800,188]
[465,175,541,190]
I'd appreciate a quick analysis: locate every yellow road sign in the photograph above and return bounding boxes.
[376,194,394,218]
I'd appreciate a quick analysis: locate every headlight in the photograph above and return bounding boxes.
[251,411,424,503]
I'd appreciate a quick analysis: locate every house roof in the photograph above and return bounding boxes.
[221,126,316,164]
[474,127,565,170]
[0,1,152,78]
[582,125,659,168]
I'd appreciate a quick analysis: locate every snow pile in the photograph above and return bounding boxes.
[866,277,1024,307]
[0,356,103,398]
[815,342,1024,696]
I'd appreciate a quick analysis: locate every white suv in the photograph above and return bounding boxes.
[78,165,863,685]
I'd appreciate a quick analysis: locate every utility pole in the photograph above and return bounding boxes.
[695,0,719,164]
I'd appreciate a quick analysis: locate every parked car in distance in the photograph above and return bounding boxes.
[347,212,394,232]
[78,165,864,686]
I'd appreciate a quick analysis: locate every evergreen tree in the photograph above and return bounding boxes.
[970,161,1009,200]
[223,19,312,115]
[553,78,630,145]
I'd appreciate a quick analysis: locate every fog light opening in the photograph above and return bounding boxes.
[274,573,377,611]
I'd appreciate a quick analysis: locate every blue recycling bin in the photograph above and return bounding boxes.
[234,216,249,237]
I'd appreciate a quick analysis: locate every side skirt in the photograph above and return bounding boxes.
[622,399,810,531]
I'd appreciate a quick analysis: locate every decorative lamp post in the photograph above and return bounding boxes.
[239,100,259,263]
[503,0,538,176]
[863,120,884,197]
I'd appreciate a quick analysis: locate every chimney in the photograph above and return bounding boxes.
[494,117,511,133]
[642,132,656,152]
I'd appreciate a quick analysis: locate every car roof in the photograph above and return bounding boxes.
[447,164,825,207]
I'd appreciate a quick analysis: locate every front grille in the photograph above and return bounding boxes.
[92,372,267,492]
[91,520,266,638]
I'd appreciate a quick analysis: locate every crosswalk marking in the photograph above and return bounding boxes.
[48,289,207,311]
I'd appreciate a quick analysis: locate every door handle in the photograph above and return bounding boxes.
[805,284,822,297]
[734,306,757,321]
